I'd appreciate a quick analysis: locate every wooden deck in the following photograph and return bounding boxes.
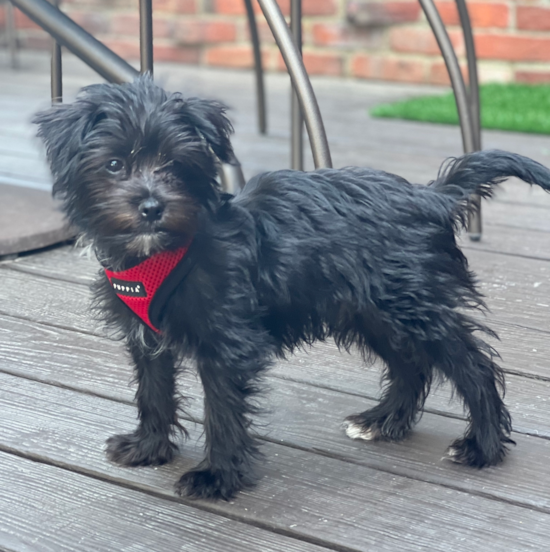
[3,52,550,551]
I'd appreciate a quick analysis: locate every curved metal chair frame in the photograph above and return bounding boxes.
[244,0,267,135]
[13,0,482,236]
[242,0,303,167]
[418,0,482,239]
[255,0,483,239]
[257,0,332,169]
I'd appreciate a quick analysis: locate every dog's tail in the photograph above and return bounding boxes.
[431,149,550,223]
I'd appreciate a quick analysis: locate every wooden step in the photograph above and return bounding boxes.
[0,182,74,256]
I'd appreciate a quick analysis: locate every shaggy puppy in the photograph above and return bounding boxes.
[34,77,550,500]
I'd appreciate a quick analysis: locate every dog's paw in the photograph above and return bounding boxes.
[342,418,382,441]
[174,466,251,501]
[105,432,177,467]
[444,435,512,468]
[343,411,413,442]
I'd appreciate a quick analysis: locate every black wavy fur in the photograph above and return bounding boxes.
[34,76,550,500]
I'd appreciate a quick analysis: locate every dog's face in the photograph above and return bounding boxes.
[34,77,234,264]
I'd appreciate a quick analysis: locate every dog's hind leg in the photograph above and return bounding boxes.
[430,327,514,467]
[344,344,433,443]
[106,334,183,467]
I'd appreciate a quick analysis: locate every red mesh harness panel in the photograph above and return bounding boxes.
[104,243,191,333]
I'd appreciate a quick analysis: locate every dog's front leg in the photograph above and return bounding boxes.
[106,334,182,467]
[175,336,268,500]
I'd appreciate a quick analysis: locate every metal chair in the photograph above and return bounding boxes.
[256,0,483,239]
[11,0,483,236]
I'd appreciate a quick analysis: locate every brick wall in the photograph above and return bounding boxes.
[3,0,550,85]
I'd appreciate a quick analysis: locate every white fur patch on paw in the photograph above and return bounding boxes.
[442,446,461,463]
[343,421,379,441]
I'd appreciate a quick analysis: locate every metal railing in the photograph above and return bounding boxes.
[11,0,139,84]
[4,0,344,174]
[8,0,251,192]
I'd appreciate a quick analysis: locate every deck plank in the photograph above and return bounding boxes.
[0,452,328,552]
[475,201,550,233]
[5,245,550,360]
[4,52,550,551]
[0,184,73,255]
[7,246,550,336]
[2,290,550,438]
[7,245,97,284]
[0,265,95,333]
[460,226,550,262]
[2,317,550,510]
[2,373,550,552]
[3,248,550,441]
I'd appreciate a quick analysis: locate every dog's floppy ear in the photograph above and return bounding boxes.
[33,100,101,195]
[175,96,235,164]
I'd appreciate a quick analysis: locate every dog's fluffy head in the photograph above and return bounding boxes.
[34,76,234,264]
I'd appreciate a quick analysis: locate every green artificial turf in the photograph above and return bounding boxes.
[370,83,550,135]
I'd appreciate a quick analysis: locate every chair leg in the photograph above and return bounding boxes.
[419,0,483,241]
[51,0,62,103]
[6,2,19,69]
[219,162,246,195]
[467,195,482,241]
[418,0,475,153]
[139,0,153,75]
[257,0,332,169]
[456,0,483,240]
[243,0,267,135]
[290,0,304,170]
[456,0,481,151]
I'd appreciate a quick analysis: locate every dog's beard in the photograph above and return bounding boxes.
[126,231,170,257]
[88,205,198,268]
[84,224,192,271]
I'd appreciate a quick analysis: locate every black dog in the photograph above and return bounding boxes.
[34,77,550,500]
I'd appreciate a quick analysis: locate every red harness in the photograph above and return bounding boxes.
[104,243,192,332]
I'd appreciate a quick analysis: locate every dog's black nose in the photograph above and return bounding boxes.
[139,198,164,222]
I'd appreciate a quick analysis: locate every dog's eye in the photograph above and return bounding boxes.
[106,159,124,174]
